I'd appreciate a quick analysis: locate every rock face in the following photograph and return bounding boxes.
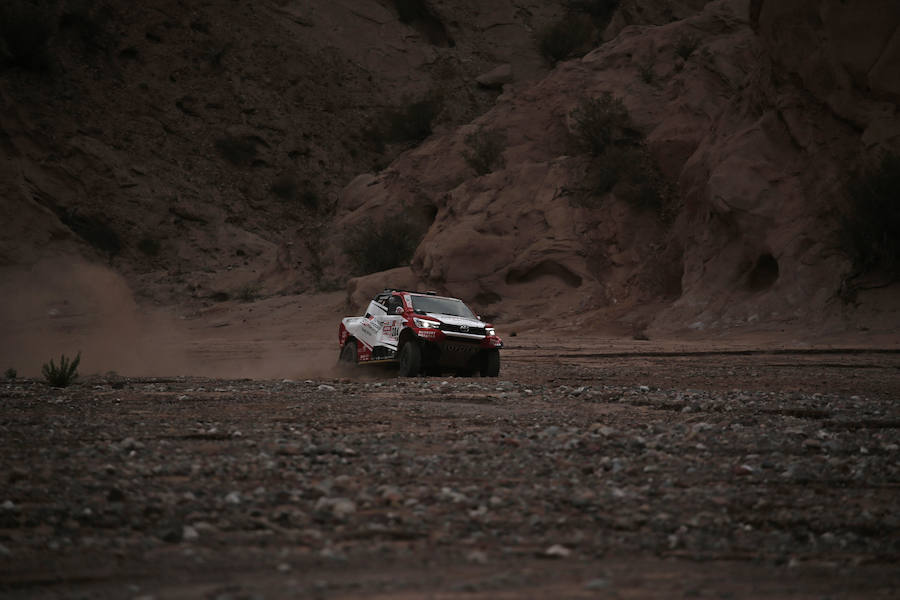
[337,0,900,335]
[0,0,564,303]
[2,0,897,338]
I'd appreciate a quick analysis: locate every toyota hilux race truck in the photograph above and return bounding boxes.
[338,289,503,377]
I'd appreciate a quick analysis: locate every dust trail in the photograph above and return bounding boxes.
[0,257,188,378]
[0,258,365,381]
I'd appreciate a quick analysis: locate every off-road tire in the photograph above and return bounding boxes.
[480,349,500,377]
[398,342,421,377]
[339,340,358,371]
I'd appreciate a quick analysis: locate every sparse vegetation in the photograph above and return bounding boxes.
[570,92,635,156]
[42,352,81,388]
[675,33,699,61]
[570,94,667,212]
[236,283,260,303]
[4,368,16,380]
[538,16,593,65]
[461,127,506,176]
[0,0,56,71]
[842,153,900,279]
[215,136,259,167]
[343,216,425,275]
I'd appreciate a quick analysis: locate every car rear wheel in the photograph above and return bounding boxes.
[398,342,421,377]
[339,341,358,369]
[480,349,500,377]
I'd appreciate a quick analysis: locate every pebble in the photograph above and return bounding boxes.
[544,544,572,558]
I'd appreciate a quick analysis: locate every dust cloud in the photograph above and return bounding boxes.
[0,257,349,380]
[0,257,188,377]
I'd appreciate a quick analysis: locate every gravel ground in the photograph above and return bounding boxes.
[1,346,898,598]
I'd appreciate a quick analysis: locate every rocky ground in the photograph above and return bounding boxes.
[1,342,899,598]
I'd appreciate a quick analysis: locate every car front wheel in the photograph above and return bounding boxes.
[480,349,500,377]
[398,342,421,377]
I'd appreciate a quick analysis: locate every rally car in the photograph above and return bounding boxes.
[338,289,503,377]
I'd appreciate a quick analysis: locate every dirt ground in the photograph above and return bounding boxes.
[1,293,899,599]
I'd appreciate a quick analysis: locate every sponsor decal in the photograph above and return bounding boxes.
[419,329,437,339]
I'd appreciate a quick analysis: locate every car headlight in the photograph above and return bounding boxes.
[414,317,441,329]
[486,327,496,336]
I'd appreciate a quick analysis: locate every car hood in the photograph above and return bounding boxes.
[424,313,485,328]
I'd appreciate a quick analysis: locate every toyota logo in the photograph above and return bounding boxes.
[459,325,469,332]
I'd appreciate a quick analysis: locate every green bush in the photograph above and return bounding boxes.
[462,127,506,175]
[4,368,16,380]
[842,153,900,278]
[0,1,56,71]
[343,217,424,275]
[571,94,666,212]
[570,92,634,156]
[538,16,593,65]
[236,283,260,303]
[42,352,81,388]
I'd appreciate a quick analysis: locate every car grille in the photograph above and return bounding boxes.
[440,323,486,336]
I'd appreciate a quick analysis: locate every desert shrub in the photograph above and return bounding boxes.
[59,209,121,257]
[138,237,160,256]
[42,352,81,388]
[538,15,593,65]
[675,33,699,60]
[236,283,260,302]
[4,368,16,380]
[343,216,424,275]
[570,92,635,156]
[0,0,56,71]
[461,127,506,175]
[571,94,666,212]
[215,136,258,166]
[842,153,900,278]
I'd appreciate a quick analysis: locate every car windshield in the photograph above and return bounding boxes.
[411,295,476,319]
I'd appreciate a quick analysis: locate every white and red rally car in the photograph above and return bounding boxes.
[338,289,503,377]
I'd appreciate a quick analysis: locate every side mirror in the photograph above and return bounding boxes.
[394,306,404,315]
